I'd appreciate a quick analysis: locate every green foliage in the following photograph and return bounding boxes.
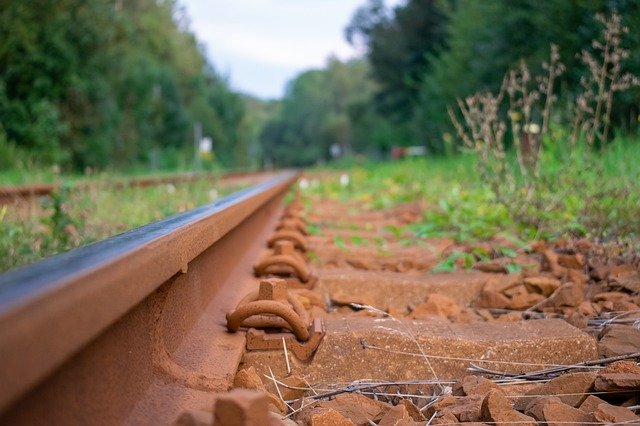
[345,0,640,153]
[345,0,451,120]
[0,0,248,172]
[0,177,251,272]
[260,57,409,166]
[433,251,475,272]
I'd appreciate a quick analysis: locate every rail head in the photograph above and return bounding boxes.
[0,171,299,412]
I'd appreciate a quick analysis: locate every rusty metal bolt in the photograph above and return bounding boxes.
[227,279,310,341]
[276,217,307,236]
[253,241,311,282]
[267,229,307,252]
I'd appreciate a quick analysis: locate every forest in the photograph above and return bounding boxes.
[0,0,639,171]
[262,0,640,165]
[0,0,249,172]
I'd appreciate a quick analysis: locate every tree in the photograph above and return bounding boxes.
[345,0,451,121]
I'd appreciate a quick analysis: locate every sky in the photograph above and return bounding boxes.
[181,0,403,100]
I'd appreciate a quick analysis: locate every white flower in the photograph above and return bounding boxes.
[525,123,541,134]
[298,178,310,190]
[340,174,350,187]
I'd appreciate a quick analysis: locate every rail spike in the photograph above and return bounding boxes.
[253,240,315,284]
[226,278,310,341]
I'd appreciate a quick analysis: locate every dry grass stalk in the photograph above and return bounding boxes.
[507,60,541,184]
[572,12,640,147]
[449,83,511,197]
[449,12,638,196]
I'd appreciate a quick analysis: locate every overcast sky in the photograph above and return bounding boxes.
[181,0,402,100]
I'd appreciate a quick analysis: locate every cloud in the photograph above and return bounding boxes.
[182,0,404,98]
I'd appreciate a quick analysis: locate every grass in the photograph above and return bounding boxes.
[306,136,640,246]
[0,178,249,273]
[3,135,639,273]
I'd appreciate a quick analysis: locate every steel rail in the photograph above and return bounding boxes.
[0,171,299,424]
[0,169,271,205]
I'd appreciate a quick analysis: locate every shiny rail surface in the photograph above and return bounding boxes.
[0,171,299,424]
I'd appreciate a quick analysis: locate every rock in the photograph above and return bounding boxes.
[214,389,271,426]
[614,300,640,312]
[599,360,640,375]
[611,270,640,293]
[574,239,593,253]
[543,282,584,308]
[298,393,390,425]
[593,402,640,423]
[578,395,608,413]
[557,253,585,270]
[588,258,609,279]
[266,392,288,414]
[567,268,587,285]
[525,372,596,407]
[578,301,599,317]
[234,366,266,391]
[452,395,484,422]
[494,312,523,322]
[541,249,566,277]
[476,290,510,309]
[423,394,456,419]
[398,399,426,422]
[593,291,631,303]
[507,292,544,310]
[291,289,326,310]
[524,396,593,425]
[269,412,298,426]
[565,311,588,329]
[483,274,521,294]
[377,404,411,426]
[279,375,308,401]
[453,375,503,396]
[430,411,459,425]
[308,408,355,426]
[330,291,374,307]
[474,259,508,273]
[173,409,212,426]
[480,390,536,425]
[524,276,561,296]
[594,360,640,392]
[595,372,640,392]
[598,325,640,357]
[410,294,460,319]
[450,308,484,323]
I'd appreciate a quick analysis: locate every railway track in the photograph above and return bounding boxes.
[0,171,298,424]
[0,169,268,205]
[1,171,639,425]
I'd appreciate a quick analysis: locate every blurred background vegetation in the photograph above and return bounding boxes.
[0,0,252,175]
[1,0,638,173]
[267,0,640,163]
[1,0,640,271]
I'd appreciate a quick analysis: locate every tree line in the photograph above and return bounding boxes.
[262,0,640,165]
[0,0,249,172]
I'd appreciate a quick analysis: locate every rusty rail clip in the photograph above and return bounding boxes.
[246,318,325,362]
[254,241,316,287]
[267,229,307,252]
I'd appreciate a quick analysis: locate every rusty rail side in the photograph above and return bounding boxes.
[0,171,299,423]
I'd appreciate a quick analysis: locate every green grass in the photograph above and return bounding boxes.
[306,137,640,246]
[0,178,248,273]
